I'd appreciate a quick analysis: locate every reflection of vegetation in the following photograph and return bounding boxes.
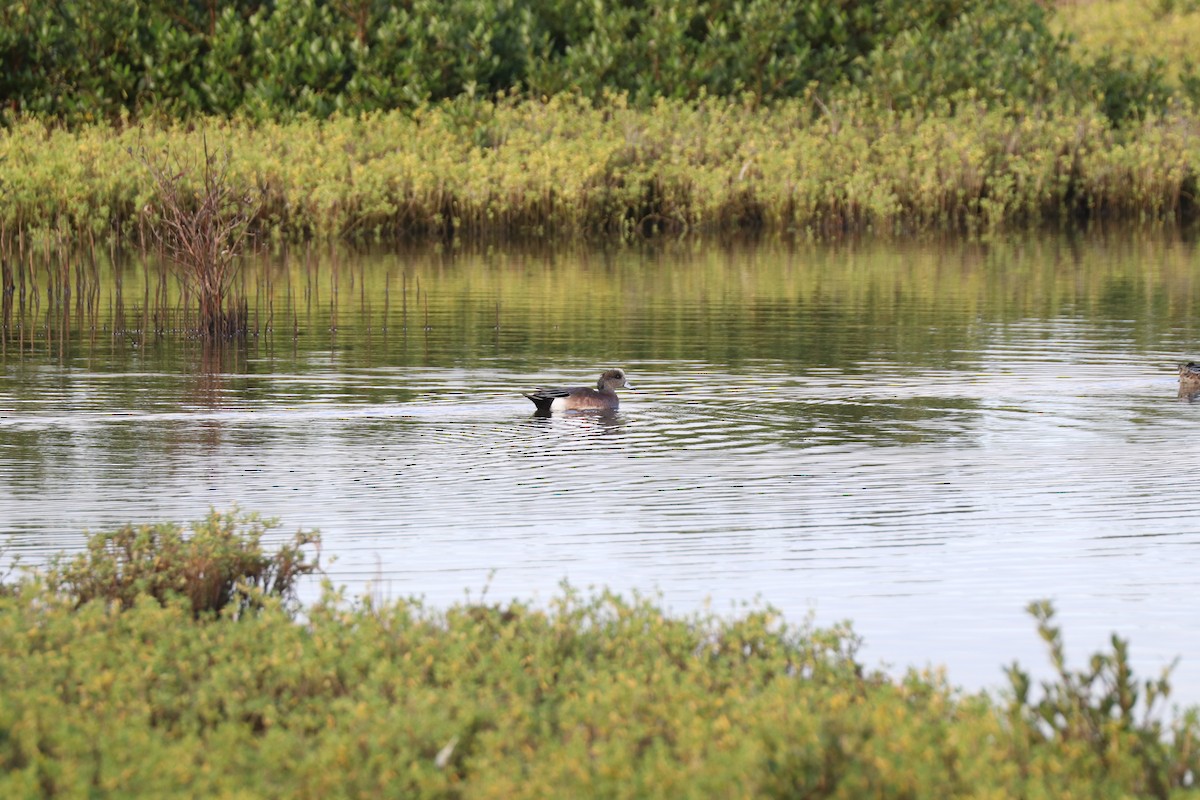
[779,398,982,448]
[2,236,1198,369]
[0,526,1196,796]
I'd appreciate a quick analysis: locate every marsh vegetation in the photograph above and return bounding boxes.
[1,518,1197,798]
[4,1,1200,794]
[0,0,1197,251]
[2,98,1199,250]
[134,139,260,339]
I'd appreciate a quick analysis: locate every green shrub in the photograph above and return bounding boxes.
[0,0,1176,125]
[3,97,1198,244]
[854,0,1171,125]
[0,571,1196,798]
[0,547,15,599]
[42,508,320,616]
[1157,0,1200,18]
[1005,601,1199,798]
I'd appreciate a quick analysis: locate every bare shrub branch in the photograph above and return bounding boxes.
[134,136,259,339]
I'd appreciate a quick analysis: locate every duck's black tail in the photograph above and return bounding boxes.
[522,392,555,413]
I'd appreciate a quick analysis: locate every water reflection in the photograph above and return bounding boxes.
[526,408,626,432]
[4,233,1200,700]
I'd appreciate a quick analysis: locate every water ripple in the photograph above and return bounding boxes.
[6,245,1200,702]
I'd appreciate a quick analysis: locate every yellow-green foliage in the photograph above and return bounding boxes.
[1,520,1198,797]
[44,509,320,617]
[1,96,1198,245]
[1055,0,1200,86]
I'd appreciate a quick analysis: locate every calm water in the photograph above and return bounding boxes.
[4,234,1200,701]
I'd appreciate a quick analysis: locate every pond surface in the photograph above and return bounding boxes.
[4,233,1200,701]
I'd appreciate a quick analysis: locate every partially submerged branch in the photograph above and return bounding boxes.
[135,136,259,339]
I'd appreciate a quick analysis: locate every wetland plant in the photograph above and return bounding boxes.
[1005,600,1197,797]
[0,523,1197,797]
[137,138,259,339]
[43,508,320,617]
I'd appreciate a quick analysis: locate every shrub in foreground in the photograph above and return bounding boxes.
[42,508,319,616]
[1005,601,1198,798]
[0,515,1196,798]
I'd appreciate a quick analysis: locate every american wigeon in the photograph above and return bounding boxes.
[523,368,634,412]
[1180,362,1200,397]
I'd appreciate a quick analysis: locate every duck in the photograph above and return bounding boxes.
[522,369,634,412]
[1180,362,1200,397]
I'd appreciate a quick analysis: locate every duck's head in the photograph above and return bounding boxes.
[597,368,634,391]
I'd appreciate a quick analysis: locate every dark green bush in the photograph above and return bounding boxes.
[1091,51,1172,126]
[0,0,219,120]
[853,0,1171,124]
[854,0,1072,110]
[43,508,320,616]
[0,0,1172,125]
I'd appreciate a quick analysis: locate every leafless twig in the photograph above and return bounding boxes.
[134,135,259,339]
